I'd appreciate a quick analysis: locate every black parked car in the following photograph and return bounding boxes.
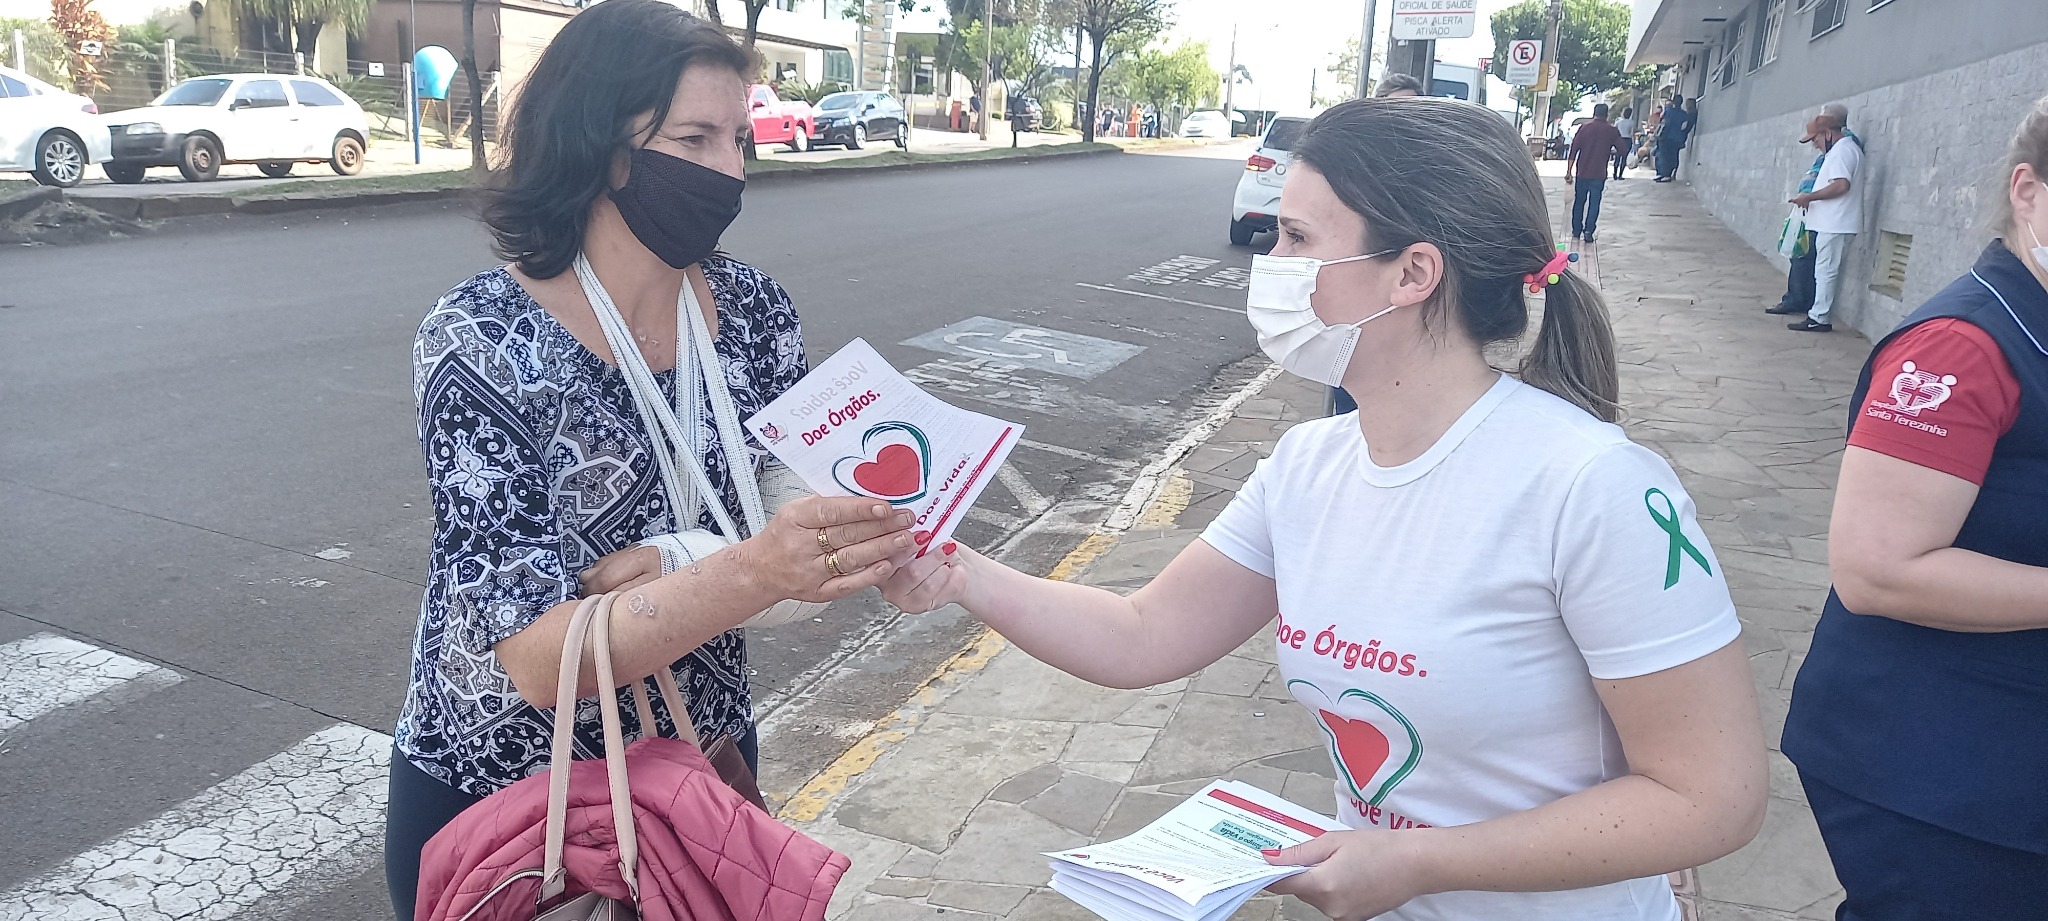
[811,91,907,150]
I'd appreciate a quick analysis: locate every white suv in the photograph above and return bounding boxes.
[1229,115,1313,246]
[101,74,369,183]
[0,64,113,188]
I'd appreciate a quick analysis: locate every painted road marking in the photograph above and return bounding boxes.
[0,634,181,733]
[0,723,391,921]
[904,357,1161,424]
[1194,266,1251,290]
[1075,283,1243,315]
[1127,255,1220,286]
[998,466,1052,516]
[903,317,1145,380]
[1017,438,1136,469]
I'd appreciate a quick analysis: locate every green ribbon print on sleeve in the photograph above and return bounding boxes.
[1645,488,1712,589]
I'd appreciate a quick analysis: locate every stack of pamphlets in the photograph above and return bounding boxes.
[1043,780,1345,921]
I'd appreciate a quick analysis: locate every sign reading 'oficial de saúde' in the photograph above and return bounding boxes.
[1391,0,1478,40]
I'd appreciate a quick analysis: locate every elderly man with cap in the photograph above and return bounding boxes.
[1766,106,1852,318]
[1787,104,1864,332]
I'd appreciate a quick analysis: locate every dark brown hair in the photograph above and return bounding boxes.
[484,0,755,279]
[1292,97,1621,421]
[1997,94,2048,239]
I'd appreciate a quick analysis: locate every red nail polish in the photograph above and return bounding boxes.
[1260,848,1282,857]
[942,542,958,555]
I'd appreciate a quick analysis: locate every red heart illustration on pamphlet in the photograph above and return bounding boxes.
[832,422,932,503]
[1290,679,1422,806]
[854,444,923,497]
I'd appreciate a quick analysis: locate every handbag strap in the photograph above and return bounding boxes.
[541,593,643,906]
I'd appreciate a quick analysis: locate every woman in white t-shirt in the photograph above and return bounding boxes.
[881,98,1765,921]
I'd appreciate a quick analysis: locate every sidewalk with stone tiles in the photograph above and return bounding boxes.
[787,165,1872,921]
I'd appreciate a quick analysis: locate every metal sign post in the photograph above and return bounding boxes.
[405,61,422,165]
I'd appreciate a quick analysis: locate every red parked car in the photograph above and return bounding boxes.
[748,84,816,152]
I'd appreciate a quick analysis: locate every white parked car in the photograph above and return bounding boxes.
[1180,109,1231,139]
[1230,114,1313,246]
[101,74,369,183]
[0,64,113,188]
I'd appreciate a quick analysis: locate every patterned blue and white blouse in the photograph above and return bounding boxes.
[396,255,806,797]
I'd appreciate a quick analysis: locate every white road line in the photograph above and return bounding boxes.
[0,634,180,733]
[1016,438,1136,468]
[997,467,1053,516]
[966,507,1030,530]
[1074,283,1246,315]
[0,723,392,921]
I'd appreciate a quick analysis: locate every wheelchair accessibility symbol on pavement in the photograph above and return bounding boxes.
[904,317,1145,380]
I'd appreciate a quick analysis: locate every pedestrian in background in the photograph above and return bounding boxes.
[1564,103,1627,242]
[1612,106,1636,179]
[1653,94,1692,182]
[1766,115,1831,319]
[1782,93,2048,921]
[386,2,914,916]
[1788,109,1863,332]
[882,97,1764,921]
[1329,72,1425,416]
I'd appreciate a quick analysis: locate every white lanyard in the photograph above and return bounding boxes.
[573,254,766,540]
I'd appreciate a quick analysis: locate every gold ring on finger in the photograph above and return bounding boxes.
[826,551,847,578]
[817,528,834,553]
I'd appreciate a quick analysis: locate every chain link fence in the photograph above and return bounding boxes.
[7,27,498,148]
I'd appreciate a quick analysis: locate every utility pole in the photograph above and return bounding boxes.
[979,0,993,140]
[1222,22,1237,119]
[1352,0,1376,99]
[1530,0,1563,142]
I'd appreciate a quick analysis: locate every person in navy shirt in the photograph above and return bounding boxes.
[1782,95,2048,920]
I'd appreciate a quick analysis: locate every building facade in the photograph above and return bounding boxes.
[1630,0,2048,340]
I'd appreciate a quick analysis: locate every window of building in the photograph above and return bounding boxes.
[1868,0,1900,10]
[773,0,797,10]
[1811,0,1848,38]
[1716,16,1747,87]
[1793,0,1819,9]
[823,49,854,86]
[1752,0,1786,70]
[1873,231,1913,299]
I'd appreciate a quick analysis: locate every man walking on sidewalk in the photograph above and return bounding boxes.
[1565,103,1627,242]
[1788,109,1863,332]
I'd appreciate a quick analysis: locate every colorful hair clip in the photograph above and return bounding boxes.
[1524,247,1580,293]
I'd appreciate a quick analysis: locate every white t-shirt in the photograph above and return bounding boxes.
[1614,117,1637,140]
[1200,375,1740,921]
[1804,137,1864,234]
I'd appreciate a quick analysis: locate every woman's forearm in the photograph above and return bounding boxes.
[1840,546,2048,632]
[1405,772,1761,897]
[498,547,778,705]
[958,551,1180,688]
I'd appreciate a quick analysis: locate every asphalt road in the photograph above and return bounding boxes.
[0,140,1265,920]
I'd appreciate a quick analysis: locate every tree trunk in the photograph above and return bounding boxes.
[293,19,321,72]
[745,1,763,48]
[1082,36,1102,143]
[461,0,486,174]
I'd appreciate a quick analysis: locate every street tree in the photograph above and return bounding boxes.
[1107,40,1214,121]
[46,0,112,94]
[1487,0,1631,126]
[220,0,369,65]
[1076,0,1168,142]
[1315,36,1387,107]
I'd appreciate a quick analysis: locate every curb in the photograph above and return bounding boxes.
[776,364,1281,826]
[0,186,63,221]
[68,143,1130,222]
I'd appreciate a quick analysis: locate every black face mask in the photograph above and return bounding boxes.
[609,147,744,269]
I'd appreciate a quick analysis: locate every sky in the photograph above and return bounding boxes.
[1169,0,1529,113]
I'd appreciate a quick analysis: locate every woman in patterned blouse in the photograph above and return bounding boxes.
[384,3,915,917]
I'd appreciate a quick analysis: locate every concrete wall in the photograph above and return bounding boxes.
[1672,0,2048,340]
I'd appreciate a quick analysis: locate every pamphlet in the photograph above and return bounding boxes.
[1043,780,1345,921]
[743,338,1022,558]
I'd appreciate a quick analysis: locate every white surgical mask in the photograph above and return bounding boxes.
[2028,181,2048,273]
[1247,250,1400,386]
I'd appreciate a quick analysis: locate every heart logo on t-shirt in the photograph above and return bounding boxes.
[1885,360,1957,418]
[831,422,932,503]
[1290,680,1422,807]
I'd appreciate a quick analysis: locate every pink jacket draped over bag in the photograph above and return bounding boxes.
[415,594,850,921]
